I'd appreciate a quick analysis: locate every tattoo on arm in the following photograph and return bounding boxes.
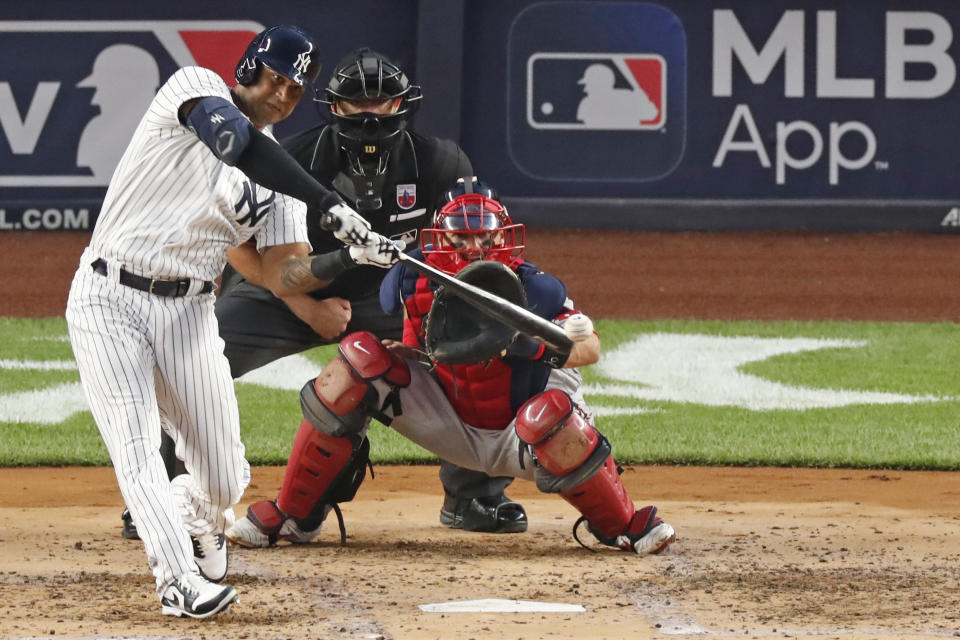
[281,257,317,290]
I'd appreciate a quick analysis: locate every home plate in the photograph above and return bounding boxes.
[418,599,586,613]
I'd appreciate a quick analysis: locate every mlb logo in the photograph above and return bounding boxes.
[507,1,687,182]
[527,53,666,130]
[0,20,262,189]
[396,183,417,209]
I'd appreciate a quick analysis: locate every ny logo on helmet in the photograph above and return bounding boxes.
[293,46,313,75]
[257,37,271,53]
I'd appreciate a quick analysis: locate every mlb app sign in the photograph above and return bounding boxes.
[0,20,261,230]
[528,53,666,130]
[508,2,686,182]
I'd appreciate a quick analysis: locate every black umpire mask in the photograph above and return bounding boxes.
[330,112,407,211]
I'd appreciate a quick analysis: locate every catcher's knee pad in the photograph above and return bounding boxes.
[515,389,634,538]
[300,331,410,437]
[276,422,371,519]
[280,331,406,520]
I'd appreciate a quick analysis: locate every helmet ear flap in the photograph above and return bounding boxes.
[235,29,267,86]
[235,58,259,87]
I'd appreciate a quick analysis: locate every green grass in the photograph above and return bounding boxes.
[2,316,959,469]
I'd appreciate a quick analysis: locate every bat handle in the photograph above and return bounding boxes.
[319,211,340,232]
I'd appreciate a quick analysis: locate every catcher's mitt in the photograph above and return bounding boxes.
[424,260,526,365]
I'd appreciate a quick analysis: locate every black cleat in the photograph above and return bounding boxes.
[121,508,140,540]
[440,493,528,534]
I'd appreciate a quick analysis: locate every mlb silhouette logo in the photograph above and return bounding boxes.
[396,183,417,209]
[0,20,262,189]
[527,53,666,130]
[507,1,686,182]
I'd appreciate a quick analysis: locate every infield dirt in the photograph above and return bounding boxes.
[1,230,959,639]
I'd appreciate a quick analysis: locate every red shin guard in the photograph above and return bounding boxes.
[516,389,635,539]
[560,455,635,539]
[276,420,355,519]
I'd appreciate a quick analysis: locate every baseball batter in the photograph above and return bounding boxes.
[65,25,398,619]
[226,182,677,556]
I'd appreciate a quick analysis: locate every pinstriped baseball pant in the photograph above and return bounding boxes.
[66,250,249,595]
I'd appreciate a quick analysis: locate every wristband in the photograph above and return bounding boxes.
[319,190,345,212]
[309,247,355,281]
[504,335,570,368]
[540,345,570,369]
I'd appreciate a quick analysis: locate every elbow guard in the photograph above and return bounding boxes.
[185,96,252,166]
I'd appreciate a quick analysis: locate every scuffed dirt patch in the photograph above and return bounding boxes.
[2,466,960,639]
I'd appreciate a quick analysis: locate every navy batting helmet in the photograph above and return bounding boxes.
[442,176,501,204]
[235,25,322,87]
[320,48,422,175]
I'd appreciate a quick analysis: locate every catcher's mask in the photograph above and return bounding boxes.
[319,48,422,181]
[421,190,525,270]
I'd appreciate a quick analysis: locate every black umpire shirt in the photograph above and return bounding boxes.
[281,125,473,301]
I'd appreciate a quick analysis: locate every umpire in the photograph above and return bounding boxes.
[214,48,527,539]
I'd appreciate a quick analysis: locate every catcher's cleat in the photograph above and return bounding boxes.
[160,572,237,619]
[120,508,140,540]
[191,533,228,582]
[574,505,676,555]
[440,492,528,534]
[225,500,325,548]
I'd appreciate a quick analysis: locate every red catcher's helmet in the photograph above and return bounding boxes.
[421,192,525,270]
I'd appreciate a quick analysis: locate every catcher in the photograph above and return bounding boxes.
[226,179,676,554]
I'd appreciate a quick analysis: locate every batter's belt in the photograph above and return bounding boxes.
[91,258,214,297]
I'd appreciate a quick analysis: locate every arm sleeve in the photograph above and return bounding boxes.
[234,127,344,212]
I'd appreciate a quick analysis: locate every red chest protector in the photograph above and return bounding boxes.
[433,360,515,430]
[402,256,524,430]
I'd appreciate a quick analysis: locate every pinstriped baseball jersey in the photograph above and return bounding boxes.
[90,66,310,281]
[67,65,308,597]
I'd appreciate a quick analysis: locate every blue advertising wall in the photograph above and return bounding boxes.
[461,0,960,230]
[1,1,959,231]
[0,1,419,232]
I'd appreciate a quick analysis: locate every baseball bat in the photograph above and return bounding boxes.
[397,253,574,351]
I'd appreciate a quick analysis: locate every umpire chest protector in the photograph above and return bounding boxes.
[281,125,467,299]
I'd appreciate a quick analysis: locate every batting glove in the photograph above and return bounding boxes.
[348,234,405,268]
[321,202,374,248]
